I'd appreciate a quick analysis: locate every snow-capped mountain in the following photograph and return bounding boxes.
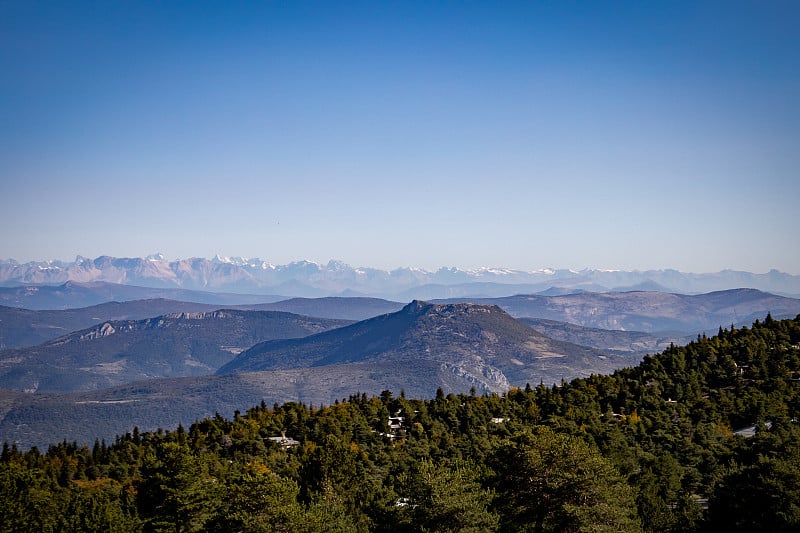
[0,256,798,299]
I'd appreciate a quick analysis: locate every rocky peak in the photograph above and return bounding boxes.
[79,322,116,341]
[401,300,504,319]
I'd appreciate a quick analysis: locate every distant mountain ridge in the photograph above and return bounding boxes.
[519,318,694,356]
[0,280,284,310]
[1,255,798,298]
[0,299,224,349]
[0,297,402,349]
[435,288,800,334]
[0,310,350,393]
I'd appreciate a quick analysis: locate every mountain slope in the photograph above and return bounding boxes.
[519,318,694,356]
[0,310,350,393]
[435,289,800,333]
[0,299,230,349]
[245,296,404,321]
[0,296,402,350]
[0,281,284,310]
[217,301,635,391]
[0,360,457,449]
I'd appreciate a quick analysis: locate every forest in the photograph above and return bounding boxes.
[2,314,800,532]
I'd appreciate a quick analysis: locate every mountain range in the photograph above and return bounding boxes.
[0,310,349,393]
[2,255,798,299]
[0,301,640,448]
[3,278,798,336]
[0,280,284,310]
[0,300,226,348]
[434,288,800,333]
[0,297,403,350]
[1,273,799,448]
[1,288,797,394]
[518,318,694,356]
[217,301,634,386]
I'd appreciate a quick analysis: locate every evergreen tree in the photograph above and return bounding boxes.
[402,460,498,533]
[137,441,220,532]
[492,427,641,533]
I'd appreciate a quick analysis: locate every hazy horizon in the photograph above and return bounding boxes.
[2,253,798,278]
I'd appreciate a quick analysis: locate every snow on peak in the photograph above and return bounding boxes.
[326,259,351,271]
[212,254,234,264]
[282,260,322,271]
[244,258,267,269]
[212,255,252,266]
[470,267,519,276]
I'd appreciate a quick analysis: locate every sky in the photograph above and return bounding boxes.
[1,1,798,273]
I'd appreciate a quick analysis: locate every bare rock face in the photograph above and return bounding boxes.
[80,322,116,340]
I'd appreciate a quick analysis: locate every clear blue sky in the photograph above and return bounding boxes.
[1,1,798,273]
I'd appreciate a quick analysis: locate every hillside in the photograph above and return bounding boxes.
[0,281,283,310]
[218,301,635,389]
[437,288,800,333]
[519,318,694,356]
[245,296,404,321]
[0,297,402,350]
[0,359,463,449]
[0,299,229,349]
[0,310,350,393]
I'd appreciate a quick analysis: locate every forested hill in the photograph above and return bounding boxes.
[2,314,800,531]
